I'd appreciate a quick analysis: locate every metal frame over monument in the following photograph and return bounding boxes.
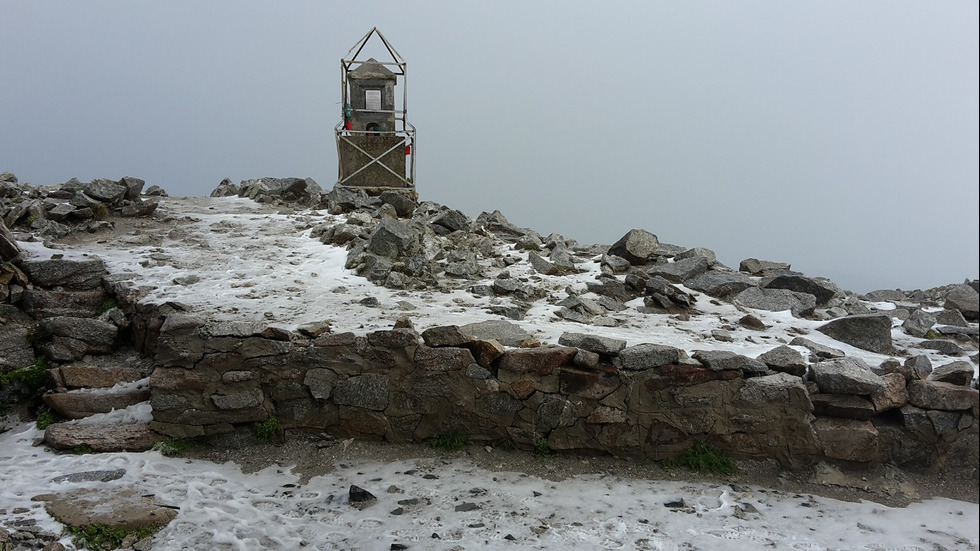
[335,28,417,200]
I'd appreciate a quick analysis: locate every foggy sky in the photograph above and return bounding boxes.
[2,1,977,294]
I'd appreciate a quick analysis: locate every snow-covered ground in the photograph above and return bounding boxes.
[17,196,965,370]
[1,420,977,551]
[4,196,978,550]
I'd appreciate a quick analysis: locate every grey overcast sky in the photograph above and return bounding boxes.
[2,2,977,294]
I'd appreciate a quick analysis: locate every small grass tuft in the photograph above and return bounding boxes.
[661,442,737,476]
[533,438,554,457]
[36,409,60,430]
[96,299,118,315]
[72,444,94,455]
[923,329,939,340]
[0,356,51,393]
[253,417,283,444]
[152,437,192,457]
[430,433,468,452]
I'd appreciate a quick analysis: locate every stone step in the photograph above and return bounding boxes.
[43,387,150,419]
[35,488,178,534]
[49,365,147,389]
[44,423,162,452]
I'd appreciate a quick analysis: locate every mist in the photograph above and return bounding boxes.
[2,1,977,293]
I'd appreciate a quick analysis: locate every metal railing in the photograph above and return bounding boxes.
[335,122,416,187]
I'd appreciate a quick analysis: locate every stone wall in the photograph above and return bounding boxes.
[146,313,979,471]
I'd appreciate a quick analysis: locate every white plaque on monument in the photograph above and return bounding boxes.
[365,89,381,110]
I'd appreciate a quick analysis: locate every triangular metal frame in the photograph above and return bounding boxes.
[343,27,406,76]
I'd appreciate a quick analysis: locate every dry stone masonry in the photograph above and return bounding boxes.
[143,312,978,470]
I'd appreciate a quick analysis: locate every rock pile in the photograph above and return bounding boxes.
[0,172,161,241]
[210,176,323,207]
[306,180,979,362]
[193,175,979,356]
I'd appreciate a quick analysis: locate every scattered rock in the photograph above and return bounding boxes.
[927,361,976,386]
[600,253,631,274]
[934,325,979,337]
[663,498,686,509]
[739,258,790,275]
[0,219,20,261]
[902,309,936,338]
[685,271,755,298]
[944,284,979,321]
[733,287,816,317]
[50,469,126,484]
[763,274,838,305]
[935,309,968,327]
[475,210,527,240]
[348,485,377,510]
[789,337,844,360]
[528,251,558,275]
[607,229,660,265]
[816,314,893,354]
[674,247,717,265]
[738,314,767,330]
[432,208,470,233]
[919,339,963,356]
[379,190,417,218]
[904,355,933,380]
[864,289,905,302]
[368,218,419,259]
[646,256,709,283]
[711,329,733,342]
[465,364,492,379]
[210,178,240,197]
